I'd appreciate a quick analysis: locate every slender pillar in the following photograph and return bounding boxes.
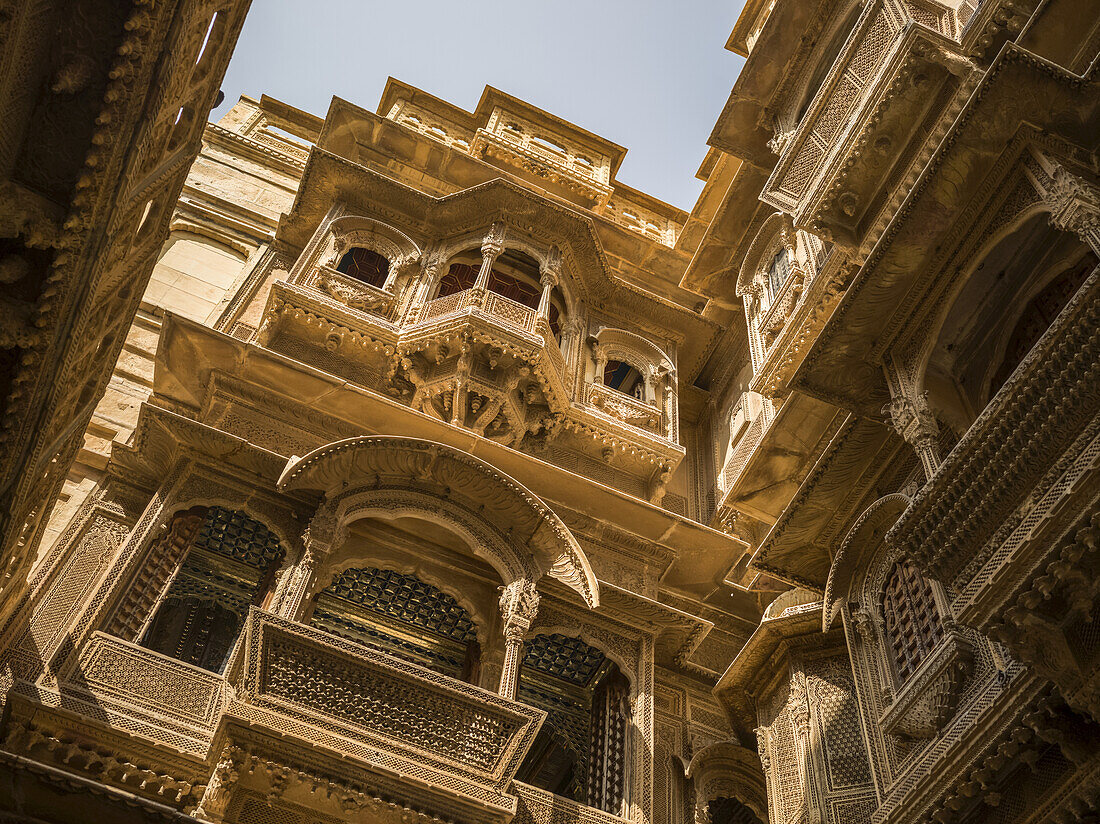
[537,245,562,323]
[592,343,608,385]
[271,504,342,621]
[497,578,539,700]
[473,221,507,294]
[883,357,941,480]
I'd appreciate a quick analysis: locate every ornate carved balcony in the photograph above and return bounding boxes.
[3,612,546,824]
[762,0,970,249]
[222,610,546,823]
[880,627,974,739]
[586,382,663,435]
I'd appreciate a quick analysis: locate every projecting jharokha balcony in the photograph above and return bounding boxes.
[4,610,544,824]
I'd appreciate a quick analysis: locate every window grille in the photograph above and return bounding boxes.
[881,559,943,682]
[336,247,389,288]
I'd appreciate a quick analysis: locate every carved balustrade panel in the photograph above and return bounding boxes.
[587,382,663,435]
[231,609,545,798]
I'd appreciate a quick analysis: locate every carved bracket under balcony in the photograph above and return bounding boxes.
[881,627,974,739]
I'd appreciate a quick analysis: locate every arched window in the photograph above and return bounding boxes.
[141,507,285,673]
[309,567,480,683]
[604,360,645,400]
[516,633,630,815]
[881,559,943,683]
[766,248,790,299]
[989,254,1095,395]
[437,262,479,297]
[336,247,389,288]
[709,796,765,824]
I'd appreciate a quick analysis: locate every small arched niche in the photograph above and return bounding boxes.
[515,632,631,815]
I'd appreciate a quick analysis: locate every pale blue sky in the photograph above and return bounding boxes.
[212,1,747,210]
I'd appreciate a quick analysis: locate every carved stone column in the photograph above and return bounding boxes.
[883,391,940,479]
[497,579,539,700]
[536,246,561,325]
[592,343,608,385]
[473,221,506,294]
[883,358,941,479]
[271,503,342,622]
[406,250,445,322]
[193,745,245,823]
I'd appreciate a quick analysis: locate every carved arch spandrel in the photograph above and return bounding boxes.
[278,436,599,607]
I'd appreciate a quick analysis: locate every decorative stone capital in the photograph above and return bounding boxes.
[499,578,540,641]
[1046,166,1100,247]
[883,392,938,446]
[481,221,507,259]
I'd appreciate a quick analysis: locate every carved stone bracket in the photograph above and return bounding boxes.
[881,628,974,739]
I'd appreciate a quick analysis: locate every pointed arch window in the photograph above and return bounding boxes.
[309,567,481,683]
[882,559,943,683]
[140,507,285,673]
[336,247,390,288]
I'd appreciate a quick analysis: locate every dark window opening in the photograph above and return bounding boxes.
[989,253,1096,395]
[516,634,630,814]
[766,248,790,298]
[604,360,645,400]
[709,796,765,824]
[882,559,943,683]
[336,247,390,288]
[309,566,480,683]
[141,507,284,673]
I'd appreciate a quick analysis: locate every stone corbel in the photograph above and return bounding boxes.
[881,627,974,739]
[192,745,246,823]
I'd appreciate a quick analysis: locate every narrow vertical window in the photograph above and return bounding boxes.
[881,559,943,682]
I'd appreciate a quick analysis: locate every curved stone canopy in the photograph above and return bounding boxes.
[822,492,909,630]
[278,436,599,607]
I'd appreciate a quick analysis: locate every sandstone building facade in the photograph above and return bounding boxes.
[0,0,1098,823]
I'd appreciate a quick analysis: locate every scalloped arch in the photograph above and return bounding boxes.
[736,211,793,297]
[823,492,910,630]
[278,436,598,608]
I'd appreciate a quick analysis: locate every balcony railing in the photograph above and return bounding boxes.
[228,609,545,816]
[586,382,663,435]
[419,287,539,333]
[303,264,397,321]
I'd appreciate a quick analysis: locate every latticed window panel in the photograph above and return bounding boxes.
[321,567,477,644]
[140,508,285,673]
[336,247,389,288]
[523,632,607,686]
[882,559,943,682]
